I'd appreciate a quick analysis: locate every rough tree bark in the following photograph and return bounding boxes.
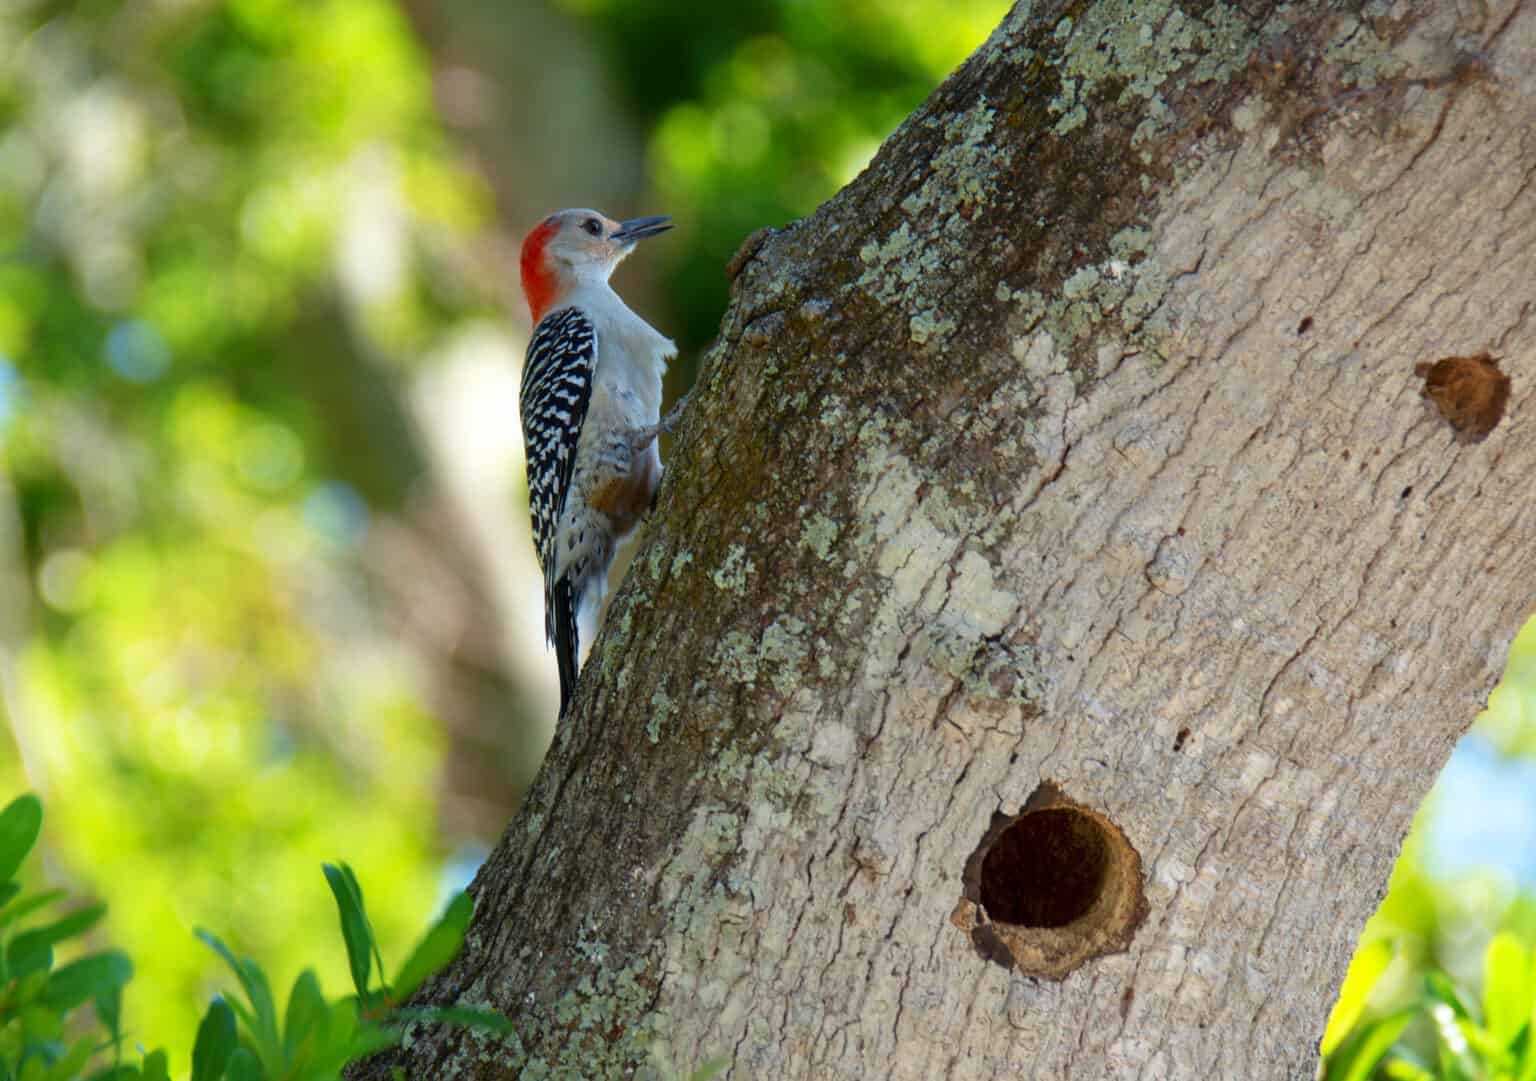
[364,0,1536,1076]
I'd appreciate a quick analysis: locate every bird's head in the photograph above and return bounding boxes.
[520,208,672,323]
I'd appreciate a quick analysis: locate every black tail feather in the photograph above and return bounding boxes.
[552,578,580,717]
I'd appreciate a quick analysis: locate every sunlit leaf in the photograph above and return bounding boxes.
[1427,970,1474,1019]
[1325,1011,1413,1081]
[392,892,472,1001]
[1486,932,1532,1049]
[1383,1055,1435,1081]
[0,794,42,885]
[1321,937,1394,1057]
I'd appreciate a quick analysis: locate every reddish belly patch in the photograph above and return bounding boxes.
[590,452,660,532]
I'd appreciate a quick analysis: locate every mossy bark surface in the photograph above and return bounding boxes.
[358,0,1536,1076]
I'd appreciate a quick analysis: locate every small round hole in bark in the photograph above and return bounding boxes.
[1414,352,1511,442]
[979,807,1108,927]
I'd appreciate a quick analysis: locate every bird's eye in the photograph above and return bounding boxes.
[583,218,603,236]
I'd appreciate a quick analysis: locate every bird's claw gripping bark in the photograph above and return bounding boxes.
[630,390,693,453]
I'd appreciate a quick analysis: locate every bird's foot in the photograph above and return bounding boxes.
[630,390,693,453]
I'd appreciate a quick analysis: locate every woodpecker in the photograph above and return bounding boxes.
[518,208,677,716]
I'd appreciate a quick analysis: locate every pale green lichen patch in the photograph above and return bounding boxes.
[910,309,958,344]
[854,98,1006,346]
[669,549,694,575]
[709,616,809,696]
[759,616,809,696]
[924,620,1047,705]
[714,630,759,685]
[1323,15,1404,89]
[1048,0,1255,137]
[1004,224,1173,360]
[799,512,840,560]
[899,98,1003,217]
[710,544,754,593]
[647,689,675,745]
[463,949,668,1081]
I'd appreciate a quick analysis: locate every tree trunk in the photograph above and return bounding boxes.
[365,0,1536,1075]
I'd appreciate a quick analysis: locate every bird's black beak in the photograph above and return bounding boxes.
[612,215,673,245]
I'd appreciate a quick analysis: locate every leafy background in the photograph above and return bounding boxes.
[0,0,1529,1074]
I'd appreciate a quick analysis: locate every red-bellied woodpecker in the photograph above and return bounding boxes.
[518,208,678,716]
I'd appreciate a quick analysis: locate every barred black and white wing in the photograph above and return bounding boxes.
[520,306,597,713]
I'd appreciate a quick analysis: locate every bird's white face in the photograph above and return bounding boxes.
[521,207,672,322]
[536,208,673,280]
[540,209,629,276]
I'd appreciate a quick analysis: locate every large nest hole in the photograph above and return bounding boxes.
[979,806,1110,927]
[952,782,1147,978]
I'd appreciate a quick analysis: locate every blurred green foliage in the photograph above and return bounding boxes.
[0,0,499,1056]
[1323,617,1536,1080]
[0,791,509,1081]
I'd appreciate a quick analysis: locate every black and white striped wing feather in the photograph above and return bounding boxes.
[520,306,598,593]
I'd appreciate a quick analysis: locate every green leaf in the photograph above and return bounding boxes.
[311,996,361,1070]
[96,980,124,1049]
[191,999,238,1081]
[1426,969,1474,1018]
[1486,932,1533,1048]
[323,863,374,998]
[1517,991,1536,1081]
[85,1068,142,1081]
[40,950,132,1011]
[224,1048,261,1081]
[0,795,42,886]
[1382,1059,1436,1081]
[334,1023,398,1063]
[10,904,107,973]
[0,890,68,931]
[0,881,19,910]
[6,936,51,982]
[139,1050,169,1081]
[284,968,326,1061]
[38,902,106,943]
[196,929,280,1056]
[392,892,472,1001]
[390,1005,515,1035]
[1321,938,1394,1057]
[1326,1011,1414,1081]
